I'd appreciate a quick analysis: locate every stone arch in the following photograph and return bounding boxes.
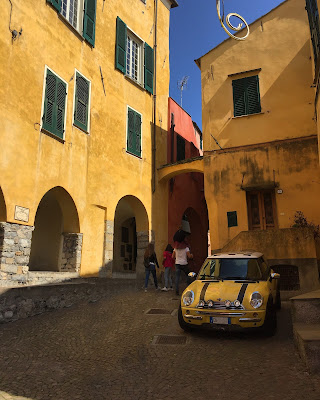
[0,186,7,222]
[29,187,82,272]
[182,207,208,272]
[112,195,149,279]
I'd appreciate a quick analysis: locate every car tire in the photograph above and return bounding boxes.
[178,304,194,332]
[275,289,281,310]
[260,298,277,337]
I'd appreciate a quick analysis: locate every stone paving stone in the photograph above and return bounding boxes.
[0,285,319,399]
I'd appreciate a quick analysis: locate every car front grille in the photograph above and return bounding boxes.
[197,301,245,310]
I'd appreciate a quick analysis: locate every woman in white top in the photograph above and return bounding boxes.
[173,246,193,296]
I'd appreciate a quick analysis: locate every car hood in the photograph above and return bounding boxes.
[184,279,269,309]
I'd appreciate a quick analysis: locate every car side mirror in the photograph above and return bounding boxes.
[270,272,280,280]
[187,272,197,285]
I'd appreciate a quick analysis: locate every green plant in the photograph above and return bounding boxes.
[292,211,320,238]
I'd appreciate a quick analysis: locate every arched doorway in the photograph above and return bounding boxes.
[113,196,149,279]
[0,187,7,222]
[29,187,81,272]
[182,207,208,272]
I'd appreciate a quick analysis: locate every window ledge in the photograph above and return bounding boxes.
[126,150,142,159]
[73,123,90,135]
[232,112,264,119]
[58,14,85,44]
[41,128,65,143]
[124,75,146,92]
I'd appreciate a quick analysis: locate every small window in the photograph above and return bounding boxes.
[127,107,142,157]
[73,71,91,133]
[61,0,84,31]
[47,0,96,46]
[126,32,143,84]
[232,75,261,117]
[116,17,154,94]
[41,67,68,140]
[177,134,185,161]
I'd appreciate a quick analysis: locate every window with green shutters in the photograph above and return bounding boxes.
[232,75,261,117]
[116,17,154,94]
[73,71,91,132]
[47,0,96,47]
[127,107,142,157]
[42,67,67,140]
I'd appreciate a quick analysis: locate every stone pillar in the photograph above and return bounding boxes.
[60,233,83,273]
[0,222,34,278]
[136,231,150,280]
[100,220,114,278]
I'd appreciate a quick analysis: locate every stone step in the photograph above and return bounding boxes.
[290,289,320,325]
[293,323,320,374]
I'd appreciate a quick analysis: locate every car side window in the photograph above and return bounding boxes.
[258,258,270,280]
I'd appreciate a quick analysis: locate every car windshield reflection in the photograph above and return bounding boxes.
[198,258,267,281]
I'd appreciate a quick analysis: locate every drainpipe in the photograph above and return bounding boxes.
[152,0,158,193]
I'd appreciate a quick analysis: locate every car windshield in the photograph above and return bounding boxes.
[198,258,266,281]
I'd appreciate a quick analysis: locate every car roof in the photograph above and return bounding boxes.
[208,251,263,259]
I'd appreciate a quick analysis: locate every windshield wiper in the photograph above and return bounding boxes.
[200,274,221,281]
[223,277,257,282]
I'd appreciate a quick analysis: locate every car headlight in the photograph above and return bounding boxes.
[234,299,241,308]
[225,300,232,308]
[207,300,214,308]
[250,292,263,308]
[183,290,194,306]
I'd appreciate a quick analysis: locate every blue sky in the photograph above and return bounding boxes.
[169,0,285,129]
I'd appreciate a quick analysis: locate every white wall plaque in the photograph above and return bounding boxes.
[14,206,30,223]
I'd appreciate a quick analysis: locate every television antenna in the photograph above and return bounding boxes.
[177,76,189,108]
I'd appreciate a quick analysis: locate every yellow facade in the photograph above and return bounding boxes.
[0,0,176,281]
[196,0,320,263]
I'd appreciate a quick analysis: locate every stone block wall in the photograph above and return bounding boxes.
[61,233,83,272]
[100,220,114,278]
[0,222,34,280]
[136,231,150,280]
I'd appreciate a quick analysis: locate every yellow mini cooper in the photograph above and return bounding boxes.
[178,252,281,336]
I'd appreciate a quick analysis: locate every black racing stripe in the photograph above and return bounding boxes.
[200,282,210,301]
[237,283,248,303]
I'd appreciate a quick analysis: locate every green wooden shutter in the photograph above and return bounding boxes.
[144,43,154,94]
[134,112,142,157]
[47,0,61,12]
[246,76,261,115]
[55,77,67,138]
[83,0,97,47]
[232,76,261,117]
[74,73,90,132]
[42,70,57,134]
[116,17,127,74]
[127,108,141,157]
[42,69,67,139]
[232,79,246,117]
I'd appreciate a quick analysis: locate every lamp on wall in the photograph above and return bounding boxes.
[216,0,249,41]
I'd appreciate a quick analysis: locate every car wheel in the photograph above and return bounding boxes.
[275,289,281,310]
[260,298,277,337]
[178,304,194,332]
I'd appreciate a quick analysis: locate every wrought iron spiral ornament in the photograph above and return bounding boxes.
[216,0,250,41]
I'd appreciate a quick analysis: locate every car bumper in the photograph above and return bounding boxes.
[182,307,266,329]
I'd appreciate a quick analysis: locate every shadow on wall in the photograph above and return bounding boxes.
[29,186,81,273]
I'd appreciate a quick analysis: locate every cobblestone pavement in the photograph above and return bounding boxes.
[0,283,320,400]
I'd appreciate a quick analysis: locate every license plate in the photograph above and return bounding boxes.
[210,316,230,325]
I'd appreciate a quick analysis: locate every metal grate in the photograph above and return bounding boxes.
[154,335,187,345]
[146,308,172,315]
[272,265,300,291]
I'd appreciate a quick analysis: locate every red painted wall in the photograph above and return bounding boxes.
[167,98,209,272]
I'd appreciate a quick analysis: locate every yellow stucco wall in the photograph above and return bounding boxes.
[0,0,172,276]
[197,0,320,251]
[199,0,316,151]
[205,137,320,250]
